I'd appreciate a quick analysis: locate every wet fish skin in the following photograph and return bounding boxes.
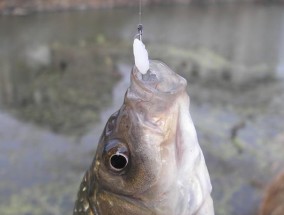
[74,60,214,215]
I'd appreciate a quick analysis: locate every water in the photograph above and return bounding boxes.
[0,4,284,215]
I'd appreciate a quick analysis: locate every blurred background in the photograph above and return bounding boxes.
[0,0,284,215]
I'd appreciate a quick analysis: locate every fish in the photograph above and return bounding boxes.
[259,172,284,215]
[73,60,214,215]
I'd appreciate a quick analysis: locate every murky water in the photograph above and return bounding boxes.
[0,4,284,215]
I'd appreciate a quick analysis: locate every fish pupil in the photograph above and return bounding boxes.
[110,154,128,170]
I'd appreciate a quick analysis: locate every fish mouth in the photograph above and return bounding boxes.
[131,60,187,97]
[126,60,188,117]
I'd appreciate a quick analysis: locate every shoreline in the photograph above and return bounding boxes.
[0,0,283,16]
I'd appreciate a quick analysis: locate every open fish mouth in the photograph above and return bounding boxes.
[125,60,188,133]
[130,60,187,100]
[128,60,189,166]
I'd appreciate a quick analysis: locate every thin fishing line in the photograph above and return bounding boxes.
[139,0,142,24]
[138,0,143,40]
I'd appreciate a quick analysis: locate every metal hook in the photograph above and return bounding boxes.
[137,24,143,41]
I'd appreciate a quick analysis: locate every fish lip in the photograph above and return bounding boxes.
[131,60,187,97]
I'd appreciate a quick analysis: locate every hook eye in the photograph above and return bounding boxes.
[109,153,128,171]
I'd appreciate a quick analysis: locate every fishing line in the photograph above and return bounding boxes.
[139,0,142,24]
[138,0,143,40]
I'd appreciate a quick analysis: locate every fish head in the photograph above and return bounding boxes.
[81,60,213,215]
[93,60,189,198]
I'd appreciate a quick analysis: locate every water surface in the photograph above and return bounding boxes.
[0,4,284,215]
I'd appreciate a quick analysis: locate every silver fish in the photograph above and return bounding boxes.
[73,60,214,215]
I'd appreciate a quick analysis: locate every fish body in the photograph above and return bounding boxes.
[74,60,214,215]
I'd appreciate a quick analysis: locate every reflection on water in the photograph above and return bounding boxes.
[0,42,121,135]
[0,4,284,215]
[143,5,283,66]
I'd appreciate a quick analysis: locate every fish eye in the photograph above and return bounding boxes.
[109,153,128,171]
[103,139,129,173]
